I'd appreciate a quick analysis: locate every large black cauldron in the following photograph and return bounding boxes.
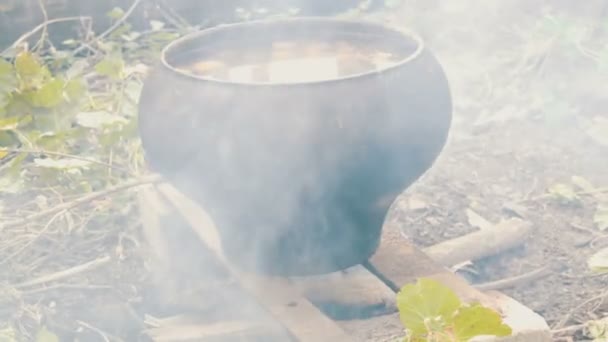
[137,18,452,276]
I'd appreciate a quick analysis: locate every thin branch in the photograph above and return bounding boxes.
[72,0,144,56]
[13,255,111,288]
[1,209,67,265]
[474,265,552,291]
[2,17,92,55]
[76,320,113,342]
[0,174,162,230]
[553,290,608,329]
[551,323,586,336]
[1,148,133,175]
[33,0,49,53]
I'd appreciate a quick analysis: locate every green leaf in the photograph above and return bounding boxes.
[396,278,461,336]
[0,325,17,342]
[76,111,128,129]
[109,24,133,40]
[95,56,124,80]
[594,205,608,231]
[35,131,70,150]
[0,116,21,130]
[571,175,595,193]
[121,31,141,42]
[547,183,579,204]
[453,304,512,341]
[588,247,608,273]
[64,78,87,102]
[0,130,19,147]
[65,59,89,79]
[0,175,24,194]
[30,78,65,108]
[124,79,143,104]
[148,31,180,43]
[587,318,608,340]
[62,39,78,46]
[107,7,125,20]
[15,51,43,79]
[0,58,17,90]
[35,326,59,342]
[149,20,166,31]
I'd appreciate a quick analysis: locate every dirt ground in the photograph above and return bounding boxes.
[379,0,608,334]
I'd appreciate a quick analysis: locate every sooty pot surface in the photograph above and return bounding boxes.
[137,18,452,276]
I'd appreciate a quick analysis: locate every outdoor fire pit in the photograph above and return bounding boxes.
[137,17,452,276]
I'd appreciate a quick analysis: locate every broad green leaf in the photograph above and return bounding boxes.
[121,31,141,42]
[571,175,595,193]
[76,111,128,129]
[30,78,65,108]
[594,205,608,231]
[123,79,143,104]
[107,7,125,20]
[65,59,89,79]
[0,59,17,109]
[589,247,608,273]
[0,116,20,130]
[0,326,17,342]
[35,131,69,150]
[148,31,180,42]
[0,176,23,194]
[64,78,87,102]
[587,318,608,340]
[4,153,26,179]
[453,304,512,341]
[109,24,133,40]
[95,56,124,80]
[0,58,13,74]
[15,52,43,79]
[396,278,461,336]
[0,130,18,146]
[62,39,78,46]
[35,327,59,342]
[149,20,165,31]
[0,58,16,90]
[34,157,91,170]
[547,183,579,204]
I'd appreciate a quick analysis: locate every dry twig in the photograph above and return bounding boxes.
[552,323,586,336]
[2,17,92,55]
[72,0,145,56]
[1,174,162,230]
[1,148,133,175]
[553,290,608,329]
[474,265,553,291]
[13,255,111,289]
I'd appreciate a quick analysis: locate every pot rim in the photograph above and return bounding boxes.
[159,16,425,87]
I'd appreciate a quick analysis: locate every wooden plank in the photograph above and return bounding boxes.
[485,291,551,342]
[423,218,532,267]
[155,182,354,342]
[369,221,551,342]
[145,315,287,342]
[291,265,397,320]
[367,221,499,309]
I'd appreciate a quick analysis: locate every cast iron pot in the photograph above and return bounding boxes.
[137,17,452,276]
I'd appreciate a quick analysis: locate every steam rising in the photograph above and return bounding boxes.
[136,1,608,338]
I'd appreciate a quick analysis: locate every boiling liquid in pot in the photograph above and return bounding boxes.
[177,39,403,83]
